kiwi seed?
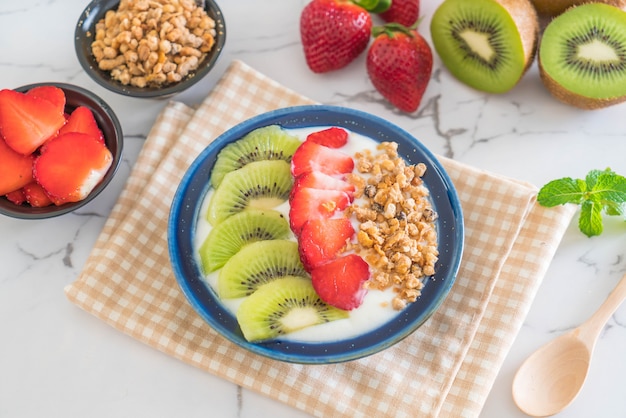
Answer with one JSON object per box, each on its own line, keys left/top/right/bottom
{"left": 236, "top": 276, "right": 349, "bottom": 342}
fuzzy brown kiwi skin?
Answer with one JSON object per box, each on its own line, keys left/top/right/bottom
{"left": 538, "top": 58, "right": 626, "bottom": 110}
{"left": 498, "top": 0, "right": 541, "bottom": 76}
{"left": 531, "top": 0, "right": 626, "bottom": 16}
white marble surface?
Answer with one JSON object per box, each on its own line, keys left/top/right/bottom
{"left": 1, "top": 0, "right": 625, "bottom": 417}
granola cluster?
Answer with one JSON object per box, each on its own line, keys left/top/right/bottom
{"left": 346, "top": 142, "right": 439, "bottom": 310}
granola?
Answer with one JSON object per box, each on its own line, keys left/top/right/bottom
{"left": 346, "top": 141, "right": 439, "bottom": 310}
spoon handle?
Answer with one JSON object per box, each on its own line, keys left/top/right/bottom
{"left": 579, "top": 272, "right": 626, "bottom": 345}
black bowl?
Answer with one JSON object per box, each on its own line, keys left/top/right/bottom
{"left": 0, "top": 83, "right": 123, "bottom": 219}
{"left": 168, "top": 105, "right": 465, "bottom": 364}
{"left": 74, "top": 0, "right": 226, "bottom": 98}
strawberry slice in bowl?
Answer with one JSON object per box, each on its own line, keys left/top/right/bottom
{"left": 0, "top": 82, "right": 122, "bottom": 219}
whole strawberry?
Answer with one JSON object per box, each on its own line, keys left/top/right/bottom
{"left": 366, "top": 23, "right": 433, "bottom": 112}
{"left": 300, "top": 0, "right": 373, "bottom": 73}
{"left": 379, "top": 0, "right": 420, "bottom": 27}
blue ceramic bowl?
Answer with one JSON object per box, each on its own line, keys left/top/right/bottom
{"left": 168, "top": 105, "right": 464, "bottom": 364}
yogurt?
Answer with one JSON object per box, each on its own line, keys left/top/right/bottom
{"left": 194, "top": 126, "right": 417, "bottom": 343}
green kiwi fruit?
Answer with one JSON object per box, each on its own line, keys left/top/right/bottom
{"left": 530, "top": 0, "right": 626, "bottom": 17}
{"left": 198, "top": 208, "right": 290, "bottom": 273}
{"left": 236, "top": 276, "right": 349, "bottom": 342}
{"left": 538, "top": 3, "right": 626, "bottom": 109}
{"left": 206, "top": 159, "right": 292, "bottom": 225}
{"left": 430, "top": 0, "right": 539, "bottom": 93}
{"left": 210, "top": 125, "right": 302, "bottom": 189}
{"left": 217, "top": 240, "right": 308, "bottom": 298}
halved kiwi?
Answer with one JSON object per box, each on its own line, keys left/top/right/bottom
{"left": 198, "top": 208, "right": 290, "bottom": 273}
{"left": 538, "top": 3, "right": 626, "bottom": 109}
{"left": 236, "top": 276, "right": 349, "bottom": 342}
{"left": 430, "top": 0, "right": 539, "bottom": 93}
{"left": 206, "top": 159, "right": 292, "bottom": 225}
{"left": 217, "top": 239, "right": 309, "bottom": 298}
{"left": 210, "top": 125, "right": 302, "bottom": 188}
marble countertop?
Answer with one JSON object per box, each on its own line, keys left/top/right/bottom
{"left": 1, "top": 0, "right": 625, "bottom": 417}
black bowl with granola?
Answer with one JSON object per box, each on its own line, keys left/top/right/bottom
{"left": 75, "top": 0, "right": 226, "bottom": 98}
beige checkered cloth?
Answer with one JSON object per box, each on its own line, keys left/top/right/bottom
{"left": 65, "top": 60, "right": 576, "bottom": 417}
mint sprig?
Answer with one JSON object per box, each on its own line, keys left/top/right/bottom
{"left": 537, "top": 168, "right": 626, "bottom": 237}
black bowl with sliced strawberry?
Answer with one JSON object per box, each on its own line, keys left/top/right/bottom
{"left": 0, "top": 83, "right": 122, "bottom": 219}
{"left": 168, "top": 105, "right": 463, "bottom": 364}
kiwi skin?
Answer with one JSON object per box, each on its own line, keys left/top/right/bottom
{"left": 530, "top": 0, "right": 626, "bottom": 16}
{"left": 537, "top": 3, "right": 626, "bottom": 110}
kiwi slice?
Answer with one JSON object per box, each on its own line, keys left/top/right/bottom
{"left": 217, "top": 239, "right": 308, "bottom": 298}
{"left": 206, "top": 159, "right": 292, "bottom": 225}
{"left": 210, "top": 125, "right": 302, "bottom": 188}
{"left": 198, "top": 208, "right": 290, "bottom": 273}
{"left": 538, "top": 3, "right": 626, "bottom": 109}
{"left": 236, "top": 276, "right": 349, "bottom": 342}
{"left": 430, "top": 0, "right": 539, "bottom": 93}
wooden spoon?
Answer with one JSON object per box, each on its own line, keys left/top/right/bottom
{"left": 512, "top": 272, "right": 626, "bottom": 417}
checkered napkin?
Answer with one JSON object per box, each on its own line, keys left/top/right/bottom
{"left": 65, "top": 60, "right": 576, "bottom": 417}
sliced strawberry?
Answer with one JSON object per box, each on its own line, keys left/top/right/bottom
{"left": 58, "top": 106, "right": 104, "bottom": 143}
{"left": 0, "top": 136, "right": 34, "bottom": 195}
{"left": 23, "top": 181, "right": 53, "bottom": 207}
{"left": 26, "top": 85, "right": 66, "bottom": 112}
{"left": 289, "top": 187, "right": 351, "bottom": 234}
{"left": 290, "top": 170, "right": 356, "bottom": 200}
{"left": 0, "top": 89, "right": 66, "bottom": 155}
{"left": 33, "top": 132, "right": 113, "bottom": 204}
{"left": 291, "top": 140, "right": 354, "bottom": 177}
{"left": 311, "top": 254, "right": 370, "bottom": 310}
{"left": 298, "top": 218, "right": 355, "bottom": 272}
{"left": 306, "top": 127, "right": 348, "bottom": 148}
{"left": 5, "top": 188, "right": 26, "bottom": 205}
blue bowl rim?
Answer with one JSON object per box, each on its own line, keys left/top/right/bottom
{"left": 168, "top": 104, "right": 465, "bottom": 364}
{"left": 74, "top": 0, "right": 226, "bottom": 98}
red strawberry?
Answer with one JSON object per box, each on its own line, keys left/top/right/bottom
{"left": 289, "top": 187, "right": 351, "bottom": 234}
{"left": 58, "top": 106, "right": 105, "bottom": 143}
{"left": 379, "top": 0, "right": 420, "bottom": 27}
{"left": 366, "top": 23, "right": 433, "bottom": 113}
{"left": 306, "top": 127, "right": 349, "bottom": 148}
{"left": 291, "top": 170, "right": 355, "bottom": 200}
{"left": 311, "top": 253, "right": 370, "bottom": 310}
{"left": 0, "top": 136, "right": 34, "bottom": 195}
{"left": 298, "top": 218, "right": 355, "bottom": 271}
{"left": 0, "top": 88, "right": 66, "bottom": 155}
{"left": 23, "top": 181, "right": 54, "bottom": 207}
{"left": 26, "top": 85, "right": 66, "bottom": 112}
{"left": 33, "top": 132, "right": 113, "bottom": 204}
{"left": 291, "top": 140, "right": 354, "bottom": 177}
{"left": 300, "top": 0, "right": 373, "bottom": 73}
{"left": 5, "top": 188, "right": 26, "bottom": 205}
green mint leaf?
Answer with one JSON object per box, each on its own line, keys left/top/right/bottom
{"left": 579, "top": 200, "right": 604, "bottom": 237}
{"left": 605, "top": 201, "right": 626, "bottom": 217}
{"left": 537, "top": 177, "right": 585, "bottom": 207}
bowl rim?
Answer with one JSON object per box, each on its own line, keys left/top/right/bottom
{"left": 74, "top": 0, "right": 226, "bottom": 98}
{"left": 0, "top": 82, "right": 123, "bottom": 219}
{"left": 168, "top": 104, "right": 465, "bottom": 364}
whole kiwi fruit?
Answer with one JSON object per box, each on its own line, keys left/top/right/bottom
{"left": 530, "top": 0, "right": 626, "bottom": 16}
{"left": 538, "top": 2, "right": 626, "bottom": 109}
{"left": 430, "top": 0, "right": 539, "bottom": 94}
